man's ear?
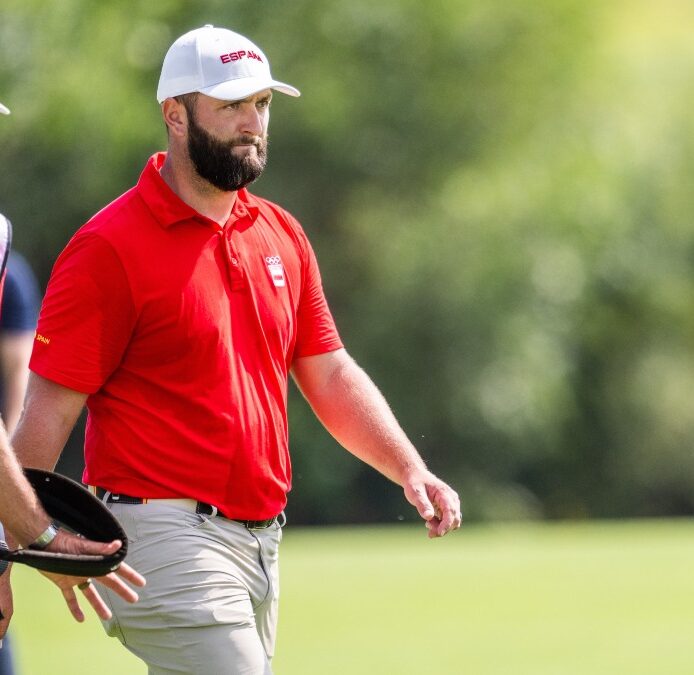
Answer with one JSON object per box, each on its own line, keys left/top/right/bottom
{"left": 162, "top": 98, "right": 188, "bottom": 139}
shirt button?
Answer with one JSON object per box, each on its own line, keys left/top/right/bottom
{"left": 231, "top": 257, "right": 239, "bottom": 266}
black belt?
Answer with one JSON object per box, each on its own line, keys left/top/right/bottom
{"left": 95, "top": 488, "right": 277, "bottom": 530}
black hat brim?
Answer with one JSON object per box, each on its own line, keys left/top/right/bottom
{"left": 0, "top": 469, "right": 128, "bottom": 576}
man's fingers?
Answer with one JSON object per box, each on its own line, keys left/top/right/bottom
{"left": 437, "top": 501, "right": 462, "bottom": 535}
{"left": 78, "top": 539, "right": 123, "bottom": 555}
{"left": 114, "top": 563, "right": 146, "bottom": 588}
{"left": 79, "top": 582, "right": 113, "bottom": 620}
{"left": 94, "top": 563, "right": 147, "bottom": 605}
{"left": 61, "top": 588, "right": 85, "bottom": 622}
{"left": 46, "top": 531, "right": 123, "bottom": 557}
{"left": 405, "top": 472, "right": 462, "bottom": 538}
{"left": 431, "top": 489, "right": 462, "bottom": 537}
{"left": 95, "top": 574, "right": 140, "bottom": 604}
{"left": 411, "top": 477, "right": 462, "bottom": 538}
{"left": 72, "top": 538, "right": 122, "bottom": 556}
{"left": 404, "top": 483, "right": 436, "bottom": 520}
{"left": 44, "top": 533, "right": 145, "bottom": 591}
{"left": 426, "top": 519, "right": 441, "bottom": 538}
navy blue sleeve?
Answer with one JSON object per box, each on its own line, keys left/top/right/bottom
{"left": 0, "top": 252, "right": 41, "bottom": 332}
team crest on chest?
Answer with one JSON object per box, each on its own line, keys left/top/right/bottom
{"left": 265, "top": 256, "right": 286, "bottom": 287}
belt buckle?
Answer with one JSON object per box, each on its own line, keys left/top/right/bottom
{"left": 246, "top": 521, "right": 264, "bottom": 530}
{"left": 246, "top": 517, "right": 275, "bottom": 530}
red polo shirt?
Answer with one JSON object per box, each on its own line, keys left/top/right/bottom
{"left": 30, "top": 152, "right": 343, "bottom": 519}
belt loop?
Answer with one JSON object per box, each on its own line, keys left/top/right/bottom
{"left": 278, "top": 511, "right": 286, "bottom": 528}
{"left": 101, "top": 490, "right": 112, "bottom": 505}
{"left": 209, "top": 504, "right": 218, "bottom": 518}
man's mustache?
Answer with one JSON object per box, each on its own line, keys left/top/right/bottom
{"left": 231, "top": 135, "right": 266, "bottom": 147}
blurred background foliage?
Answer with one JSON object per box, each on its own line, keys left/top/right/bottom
{"left": 1, "top": 0, "right": 694, "bottom": 524}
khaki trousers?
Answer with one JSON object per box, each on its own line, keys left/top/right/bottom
{"left": 101, "top": 501, "right": 282, "bottom": 675}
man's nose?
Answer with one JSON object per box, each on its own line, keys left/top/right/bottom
{"left": 239, "top": 104, "right": 264, "bottom": 136}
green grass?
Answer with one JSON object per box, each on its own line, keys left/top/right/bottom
{"left": 9, "top": 519, "right": 694, "bottom": 674}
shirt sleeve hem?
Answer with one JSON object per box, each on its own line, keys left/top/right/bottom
{"left": 292, "top": 339, "right": 344, "bottom": 360}
{"left": 29, "top": 361, "right": 100, "bottom": 395}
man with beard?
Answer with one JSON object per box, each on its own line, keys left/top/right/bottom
{"left": 8, "top": 26, "right": 461, "bottom": 674}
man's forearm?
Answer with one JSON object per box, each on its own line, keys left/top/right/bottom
{"left": 294, "top": 349, "right": 461, "bottom": 538}
{"left": 4, "top": 374, "right": 87, "bottom": 546}
{"left": 0, "top": 426, "right": 52, "bottom": 547}
{"left": 10, "top": 372, "right": 87, "bottom": 470}
{"left": 292, "top": 350, "right": 427, "bottom": 486}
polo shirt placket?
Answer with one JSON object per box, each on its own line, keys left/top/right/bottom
{"left": 220, "top": 203, "right": 254, "bottom": 292}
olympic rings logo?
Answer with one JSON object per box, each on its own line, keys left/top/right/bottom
{"left": 266, "top": 256, "right": 282, "bottom": 265}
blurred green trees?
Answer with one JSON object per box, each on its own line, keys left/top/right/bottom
{"left": 2, "top": 0, "right": 694, "bottom": 522}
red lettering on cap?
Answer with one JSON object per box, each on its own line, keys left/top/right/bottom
{"left": 219, "top": 50, "right": 264, "bottom": 65}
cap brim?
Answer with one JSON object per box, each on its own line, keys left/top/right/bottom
{"left": 199, "top": 77, "right": 300, "bottom": 102}
{"left": 0, "top": 103, "right": 10, "bottom": 115}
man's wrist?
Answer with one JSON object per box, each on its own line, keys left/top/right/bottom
{"left": 400, "top": 461, "right": 429, "bottom": 485}
{"left": 28, "top": 522, "right": 59, "bottom": 550}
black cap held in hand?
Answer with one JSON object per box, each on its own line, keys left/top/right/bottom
{"left": 0, "top": 469, "right": 128, "bottom": 577}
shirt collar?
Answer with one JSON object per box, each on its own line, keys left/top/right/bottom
{"left": 137, "top": 152, "right": 260, "bottom": 230}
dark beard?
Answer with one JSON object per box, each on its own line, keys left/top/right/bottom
{"left": 187, "top": 111, "right": 267, "bottom": 192}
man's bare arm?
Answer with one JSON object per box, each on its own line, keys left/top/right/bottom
{"left": 0, "top": 422, "right": 53, "bottom": 547}
{"left": 291, "top": 348, "right": 461, "bottom": 537}
{"left": 10, "top": 372, "right": 87, "bottom": 471}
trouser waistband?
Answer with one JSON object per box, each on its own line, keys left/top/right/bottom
{"left": 92, "top": 487, "right": 279, "bottom": 530}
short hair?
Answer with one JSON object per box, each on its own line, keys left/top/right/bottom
{"left": 174, "top": 92, "right": 199, "bottom": 117}
{"left": 164, "top": 92, "right": 199, "bottom": 136}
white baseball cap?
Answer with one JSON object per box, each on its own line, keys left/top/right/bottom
{"left": 0, "top": 102, "right": 9, "bottom": 115}
{"left": 157, "top": 25, "right": 300, "bottom": 103}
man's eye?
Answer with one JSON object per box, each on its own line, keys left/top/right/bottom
{"left": 257, "top": 99, "right": 271, "bottom": 109}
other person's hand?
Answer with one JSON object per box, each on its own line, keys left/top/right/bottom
{"left": 40, "top": 529, "right": 145, "bottom": 622}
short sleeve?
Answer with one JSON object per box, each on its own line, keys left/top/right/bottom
{"left": 30, "top": 232, "right": 136, "bottom": 394}
{"left": 0, "top": 252, "right": 41, "bottom": 332}
{"left": 292, "top": 228, "right": 343, "bottom": 359}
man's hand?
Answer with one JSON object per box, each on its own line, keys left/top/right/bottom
{"left": 40, "top": 530, "right": 145, "bottom": 622}
{"left": 0, "top": 569, "right": 12, "bottom": 641}
{"left": 403, "top": 470, "right": 462, "bottom": 538}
